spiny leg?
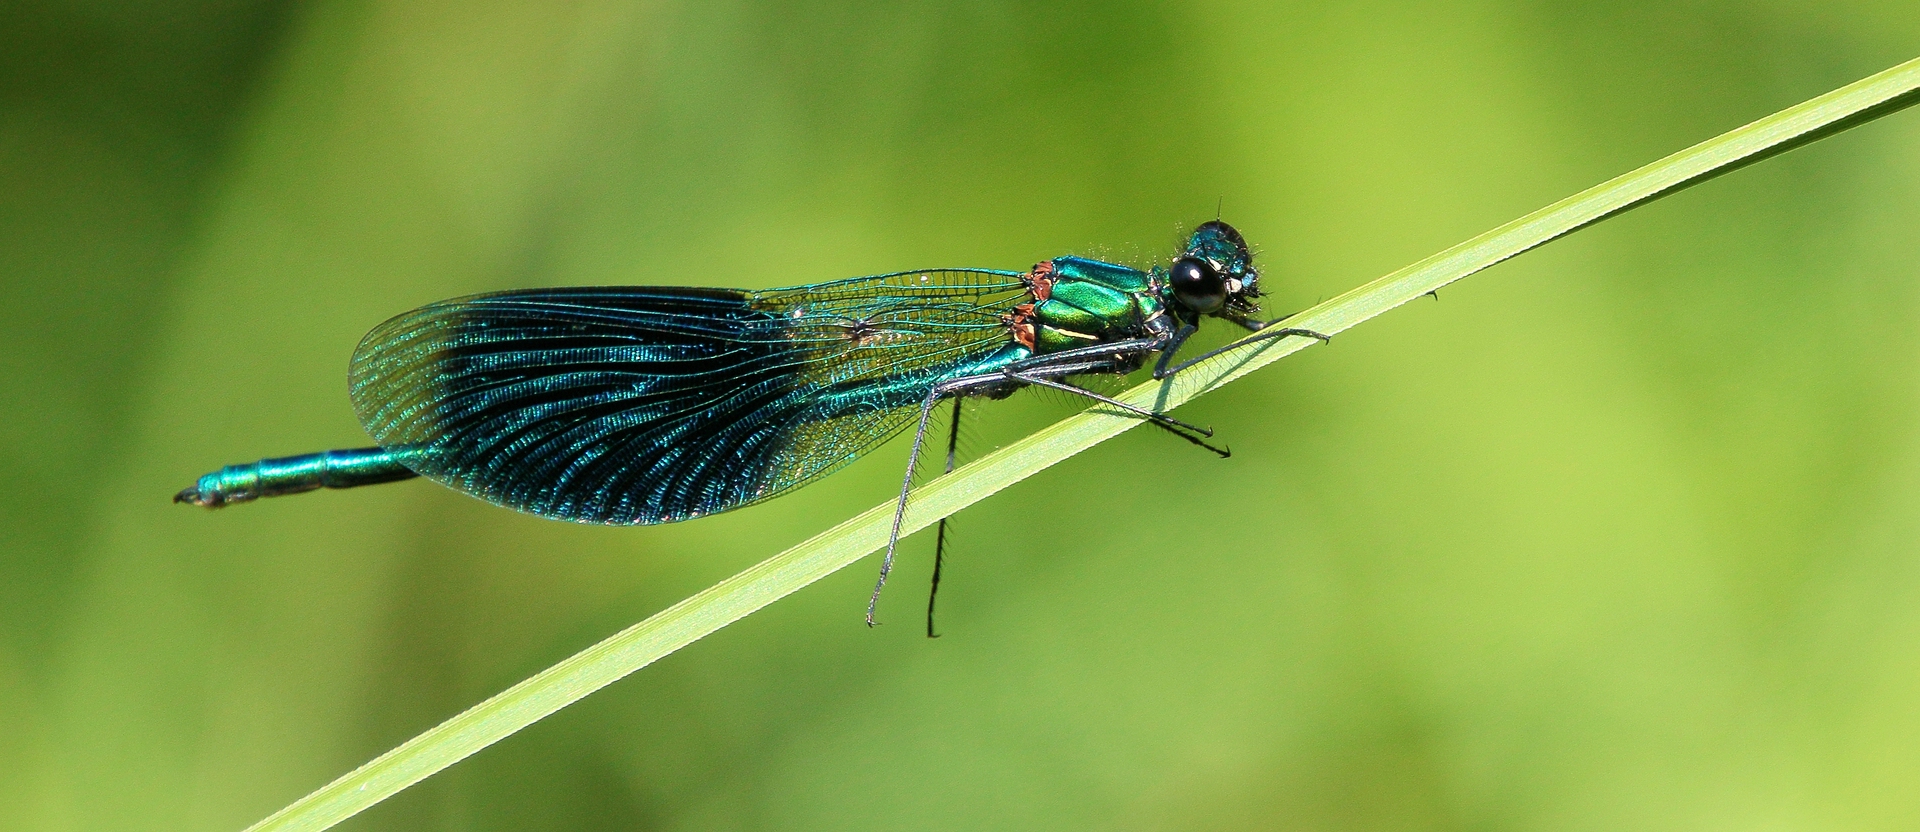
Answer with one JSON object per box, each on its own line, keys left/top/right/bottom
{"left": 1153, "top": 321, "right": 1330, "bottom": 380}
{"left": 870, "top": 388, "right": 943, "bottom": 626}
{"left": 1048, "top": 374, "right": 1231, "bottom": 458}
{"left": 944, "top": 396, "right": 963, "bottom": 472}
{"left": 1008, "top": 371, "right": 1216, "bottom": 439}
{"left": 1150, "top": 324, "right": 1198, "bottom": 379}
{"left": 872, "top": 374, "right": 1001, "bottom": 627}
{"left": 927, "top": 399, "right": 962, "bottom": 639}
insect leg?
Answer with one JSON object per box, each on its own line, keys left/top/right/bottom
{"left": 870, "top": 373, "right": 1004, "bottom": 628}
{"left": 1154, "top": 321, "right": 1330, "bottom": 380}
{"left": 944, "top": 396, "right": 963, "bottom": 473}
{"left": 927, "top": 398, "right": 962, "bottom": 639}
{"left": 1007, "top": 370, "right": 1216, "bottom": 438}
{"left": 1029, "top": 372, "right": 1236, "bottom": 457}
{"left": 1150, "top": 324, "right": 1199, "bottom": 378}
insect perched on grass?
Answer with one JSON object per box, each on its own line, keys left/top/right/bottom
{"left": 176, "top": 221, "right": 1326, "bottom": 631}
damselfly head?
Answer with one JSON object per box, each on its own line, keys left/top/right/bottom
{"left": 1168, "top": 220, "right": 1260, "bottom": 316}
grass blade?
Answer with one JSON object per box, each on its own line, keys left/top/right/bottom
{"left": 244, "top": 56, "right": 1920, "bottom": 832}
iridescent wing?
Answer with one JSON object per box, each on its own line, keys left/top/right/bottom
{"left": 348, "top": 269, "right": 1027, "bottom": 524}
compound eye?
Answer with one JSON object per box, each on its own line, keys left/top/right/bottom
{"left": 1169, "top": 256, "right": 1227, "bottom": 313}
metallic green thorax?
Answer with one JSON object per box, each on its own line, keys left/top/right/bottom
{"left": 1014, "top": 255, "right": 1167, "bottom": 359}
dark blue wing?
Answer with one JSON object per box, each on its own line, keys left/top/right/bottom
{"left": 348, "top": 270, "right": 1026, "bottom": 524}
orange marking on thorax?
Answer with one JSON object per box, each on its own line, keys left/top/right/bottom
{"left": 1003, "top": 302, "right": 1037, "bottom": 349}
{"left": 1002, "top": 261, "right": 1058, "bottom": 350}
{"left": 1024, "top": 261, "right": 1054, "bottom": 302}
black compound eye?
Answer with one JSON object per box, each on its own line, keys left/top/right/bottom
{"left": 1169, "top": 256, "right": 1227, "bottom": 313}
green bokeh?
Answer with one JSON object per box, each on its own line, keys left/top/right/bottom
{"left": 4, "top": 2, "right": 1919, "bottom": 830}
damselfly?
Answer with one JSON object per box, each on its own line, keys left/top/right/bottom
{"left": 176, "top": 221, "right": 1326, "bottom": 630}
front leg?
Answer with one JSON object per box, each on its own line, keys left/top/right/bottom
{"left": 1154, "top": 317, "right": 1330, "bottom": 380}
{"left": 1150, "top": 324, "right": 1198, "bottom": 379}
{"left": 869, "top": 372, "right": 1010, "bottom": 627}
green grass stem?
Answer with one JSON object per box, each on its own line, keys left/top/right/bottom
{"left": 245, "top": 55, "right": 1920, "bottom": 832}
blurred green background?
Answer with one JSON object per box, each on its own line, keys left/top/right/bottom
{"left": 4, "top": 1, "right": 1919, "bottom": 830}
